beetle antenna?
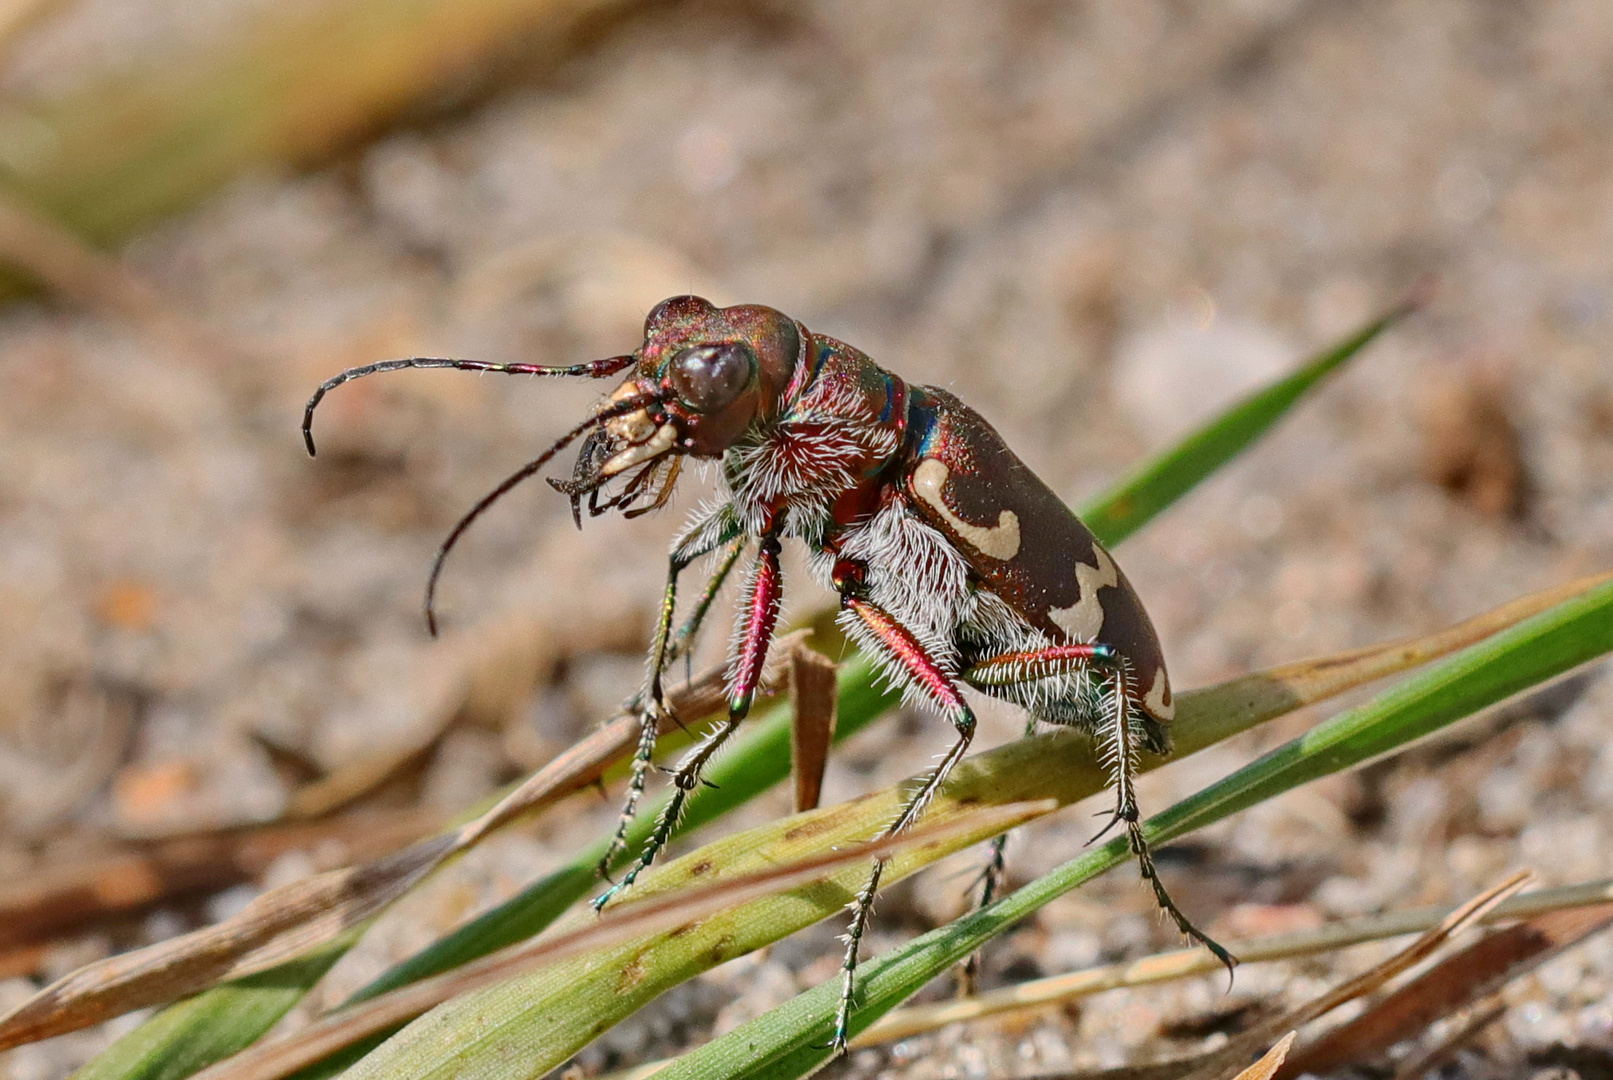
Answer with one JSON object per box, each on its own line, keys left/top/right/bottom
{"left": 423, "top": 390, "right": 667, "bottom": 637}
{"left": 302, "top": 354, "right": 637, "bottom": 456}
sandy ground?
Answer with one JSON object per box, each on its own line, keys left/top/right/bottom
{"left": 2, "top": 1, "right": 1613, "bottom": 1077}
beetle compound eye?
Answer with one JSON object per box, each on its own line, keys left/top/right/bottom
{"left": 669, "top": 343, "right": 754, "bottom": 412}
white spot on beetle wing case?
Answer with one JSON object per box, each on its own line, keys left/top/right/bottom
{"left": 1144, "top": 667, "right": 1174, "bottom": 720}
{"left": 911, "top": 459, "right": 1022, "bottom": 561}
{"left": 1048, "top": 545, "right": 1118, "bottom": 642}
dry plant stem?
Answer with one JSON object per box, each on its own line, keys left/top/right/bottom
{"left": 855, "top": 877, "right": 1613, "bottom": 1046}
{"left": 1175, "top": 871, "right": 1535, "bottom": 1080}
{"left": 182, "top": 804, "right": 1055, "bottom": 1080}
{"left": 0, "top": 811, "right": 439, "bottom": 950}
{"left": 0, "top": 649, "right": 790, "bottom": 1052}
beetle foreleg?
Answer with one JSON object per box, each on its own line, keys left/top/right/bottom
{"left": 664, "top": 534, "right": 747, "bottom": 681}
{"left": 595, "top": 529, "right": 783, "bottom": 909}
{"left": 833, "top": 589, "right": 978, "bottom": 1052}
{"left": 598, "top": 508, "right": 742, "bottom": 883}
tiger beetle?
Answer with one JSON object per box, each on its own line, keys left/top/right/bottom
{"left": 304, "top": 296, "right": 1236, "bottom": 1053}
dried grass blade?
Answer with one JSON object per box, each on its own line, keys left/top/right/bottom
{"left": 0, "top": 811, "right": 436, "bottom": 950}
{"left": 789, "top": 646, "right": 839, "bottom": 813}
{"left": 0, "top": 645, "right": 795, "bottom": 1052}
{"left": 855, "top": 876, "right": 1613, "bottom": 1046}
{"left": 1177, "top": 871, "right": 1535, "bottom": 1080}
{"left": 0, "top": 837, "right": 457, "bottom": 1051}
{"left": 1177, "top": 569, "right": 1613, "bottom": 749}
{"left": 1280, "top": 901, "right": 1613, "bottom": 1079}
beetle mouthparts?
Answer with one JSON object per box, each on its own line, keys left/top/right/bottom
{"left": 600, "top": 422, "right": 677, "bottom": 476}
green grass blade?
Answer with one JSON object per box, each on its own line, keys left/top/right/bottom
{"left": 71, "top": 305, "right": 1402, "bottom": 1080}
{"left": 322, "top": 575, "right": 1613, "bottom": 1080}
{"left": 1079, "top": 300, "right": 1415, "bottom": 545}
{"left": 70, "top": 937, "right": 360, "bottom": 1080}
{"left": 662, "top": 577, "right": 1613, "bottom": 1080}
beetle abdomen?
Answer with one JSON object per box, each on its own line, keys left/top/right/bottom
{"left": 898, "top": 386, "right": 1174, "bottom": 725}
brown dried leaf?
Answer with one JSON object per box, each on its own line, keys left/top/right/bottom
{"left": 1281, "top": 902, "right": 1613, "bottom": 1078}
{"left": 1229, "top": 1033, "right": 1296, "bottom": 1080}
{"left": 790, "top": 646, "right": 840, "bottom": 813}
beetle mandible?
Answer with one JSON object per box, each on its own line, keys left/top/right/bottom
{"left": 303, "top": 295, "right": 1235, "bottom": 1051}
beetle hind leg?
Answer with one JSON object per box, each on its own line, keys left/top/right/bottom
{"left": 962, "top": 645, "right": 1238, "bottom": 978}
{"left": 1100, "top": 667, "right": 1238, "bottom": 976}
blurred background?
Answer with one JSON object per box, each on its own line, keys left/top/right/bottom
{"left": 0, "top": 1, "right": 1611, "bottom": 1077}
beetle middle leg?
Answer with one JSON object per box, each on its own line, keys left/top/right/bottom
{"left": 832, "top": 582, "right": 978, "bottom": 1052}
{"left": 963, "top": 645, "right": 1237, "bottom": 975}
{"left": 595, "top": 526, "right": 784, "bottom": 909}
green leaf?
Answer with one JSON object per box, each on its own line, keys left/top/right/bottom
{"left": 70, "top": 937, "right": 359, "bottom": 1080}
{"left": 70, "top": 303, "right": 1404, "bottom": 1080}
{"left": 661, "top": 577, "right": 1613, "bottom": 1080}
{"left": 1080, "top": 299, "right": 1415, "bottom": 545}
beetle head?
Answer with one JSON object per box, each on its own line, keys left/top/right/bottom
{"left": 587, "top": 295, "right": 802, "bottom": 480}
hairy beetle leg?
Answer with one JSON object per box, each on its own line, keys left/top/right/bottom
{"left": 832, "top": 591, "right": 979, "bottom": 1053}
{"left": 595, "top": 514, "right": 743, "bottom": 892}
{"left": 962, "top": 643, "right": 1238, "bottom": 979}
{"left": 596, "top": 531, "right": 782, "bottom": 910}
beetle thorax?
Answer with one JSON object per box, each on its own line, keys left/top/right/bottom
{"left": 717, "top": 347, "right": 903, "bottom": 539}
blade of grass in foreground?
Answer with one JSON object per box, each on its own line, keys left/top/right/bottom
{"left": 311, "top": 575, "right": 1613, "bottom": 1080}
{"left": 67, "top": 303, "right": 1408, "bottom": 1080}
{"left": 171, "top": 570, "right": 1602, "bottom": 1080}
{"left": 660, "top": 577, "right": 1613, "bottom": 1080}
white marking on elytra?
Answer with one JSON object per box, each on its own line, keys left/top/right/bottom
{"left": 1049, "top": 545, "right": 1117, "bottom": 642}
{"left": 911, "top": 459, "right": 1022, "bottom": 561}
{"left": 1144, "top": 667, "right": 1174, "bottom": 720}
